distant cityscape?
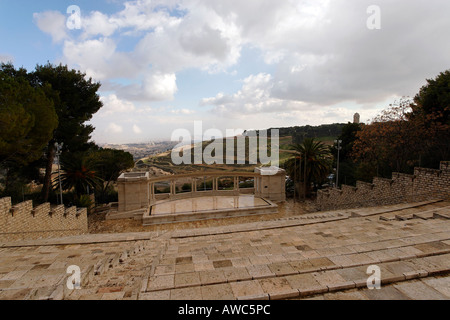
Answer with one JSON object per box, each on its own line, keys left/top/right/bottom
{"left": 99, "top": 141, "right": 179, "bottom": 161}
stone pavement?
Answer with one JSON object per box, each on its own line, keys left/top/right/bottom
{"left": 293, "top": 276, "right": 450, "bottom": 300}
{"left": 0, "top": 200, "right": 449, "bottom": 300}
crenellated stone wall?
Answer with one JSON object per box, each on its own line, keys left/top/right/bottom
{"left": 316, "top": 161, "right": 450, "bottom": 211}
{"left": 0, "top": 197, "right": 88, "bottom": 242}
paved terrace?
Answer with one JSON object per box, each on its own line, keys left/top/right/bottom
{"left": 0, "top": 200, "right": 449, "bottom": 300}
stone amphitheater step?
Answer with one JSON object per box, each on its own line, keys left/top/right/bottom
{"left": 2, "top": 200, "right": 449, "bottom": 300}
{"left": 0, "top": 231, "right": 166, "bottom": 300}
{"left": 139, "top": 253, "right": 450, "bottom": 300}
{"left": 290, "top": 275, "right": 450, "bottom": 300}
{"left": 138, "top": 209, "right": 450, "bottom": 300}
{"left": 141, "top": 234, "right": 450, "bottom": 290}
{"left": 379, "top": 204, "right": 450, "bottom": 221}
{"left": 169, "top": 200, "right": 446, "bottom": 239}
{"left": 347, "top": 200, "right": 445, "bottom": 217}
{"left": 64, "top": 241, "right": 161, "bottom": 300}
{"left": 63, "top": 234, "right": 171, "bottom": 300}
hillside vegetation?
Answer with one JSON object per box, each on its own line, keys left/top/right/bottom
{"left": 139, "top": 124, "right": 344, "bottom": 174}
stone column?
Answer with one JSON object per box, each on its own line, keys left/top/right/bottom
{"left": 118, "top": 172, "right": 150, "bottom": 212}
{"left": 254, "top": 167, "right": 286, "bottom": 202}
{"left": 149, "top": 183, "right": 156, "bottom": 205}
{"left": 170, "top": 180, "right": 176, "bottom": 199}
{"left": 193, "top": 179, "right": 197, "bottom": 193}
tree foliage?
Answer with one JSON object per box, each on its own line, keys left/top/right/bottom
{"left": 87, "top": 148, "right": 134, "bottom": 203}
{"left": 284, "top": 138, "right": 331, "bottom": 197}
{"left": 56, "top": 152, "right": 102, "bottom": 201}
{"left": 0, "top": 64, "right": 58, "bottom": 166}
{"left": 329, "top": 122, "right": 362, "bottom": 186}
{"left": 352, "top": 98, "right": 423, "bottom": 174}
{"left": 411, "top": 70, "right": 450, "bottom": 166}
{"left": 0, "top": 63, "right": 103, "bottom": 204}
{"left": 352, "top": 70, "right": 450, "bottom": 176}
{"left": 32, "top": 63, "right": 103, "bottom": 201}
{"left": 0, "top": 64, "right": 58, "bottom": 199}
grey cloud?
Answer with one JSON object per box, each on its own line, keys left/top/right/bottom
{"left": 268, "top": 0, "right": 450, "bottom": 105}
{"left": 179, "top": 25, "right": 230, "bottom": 60}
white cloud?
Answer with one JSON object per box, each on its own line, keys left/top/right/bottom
{"left": 170, "top": 109, "right": 195, "bottom": 115}
{"left": 114, "top": 72, "right": 178, "bottom": 101}
{"left": 109, "top": 0, "right": 181, "bottom": 32}
{"left": 31, "top": 0, "right": 450, "bottom": 142}
{"left": 99, "top": 94, "right": 136, "bottom": 115}
{"left": 36, "top": 0, "right": 242, "bottom": 86}
{"left": 63, "top": 38, "right": 117, "bottom": 80}
{"left": 133, "top": 124, "right": 143, "bottom": 134}
{"left": 33, "top": 11, "right": 68, "bottom": 43}
{"left": 106, "top": 122, "right": 124, "bottom": 134}
{"left": 130, "top": 5, "right": 241, "bottom": 74}
{"left": 0, "top": 54, "right": 14, "bottom": 63}
{"left": 201, "top": 73, "right": 310, "bottom": 117}
{"left": 34, "top": 0, "right": 450, "bottom": 103}
{"left": 81, "top": 11, "right": 119, "bottom": 38}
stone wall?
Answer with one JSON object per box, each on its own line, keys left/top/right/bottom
{"left": 0, "top": 197, "right": 88, "bottom": 242}
{"left": 316, "top": 161, "right": 450, "bottom": 211}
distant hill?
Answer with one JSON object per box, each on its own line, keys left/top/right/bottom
{"left": 245, "top": 123, "right": 346, "bottom": 144}
{"left": 136, "top": 123, "right": 347, "bottom": 174}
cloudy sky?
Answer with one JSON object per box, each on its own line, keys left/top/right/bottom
{"left": 1, "top": 0, "right": 449, "bottom": 144}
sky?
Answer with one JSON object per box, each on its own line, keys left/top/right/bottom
{"left": 1, "top": 0, "right": 450, "bottom": 144}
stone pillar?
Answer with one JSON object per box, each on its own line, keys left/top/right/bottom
{"left": 170, "top": 180, "right": 176, "bottom": 198}
{"left": 254, "top": 167, "right": 286, "bottom": 202}
{"left": 149, "top": 183, "right": 156, "bottom": 205}
{"left": 255, "top": 176, "right": 262, "bottom": 197}
{"left": 118, "top": 172, "right": 150, "bottom": 212}
{"left": 213, "top": 177, "right": 219, "bottom": 195}
{"left": 234, "top": 177, "right": 239, "bottom": 191}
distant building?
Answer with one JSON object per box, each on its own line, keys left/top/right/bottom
{"left": 353, "top": 113, "right": 360, "bottom": 124}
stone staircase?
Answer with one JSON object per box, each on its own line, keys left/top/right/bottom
{"left": 64, "top": 239, "right": 165, "bottom": 300}
{"left": 1, "top": 200, "right": 449, "bottom": 300}
{"left": 137, "top": 201, "right": 450, "bottom": 300}
{"left": 66, "top": 200, "right": 450, "bottom": 300}
{"left": 379, "top": 202, "right": 450, "bottom": 222}
{"left": 0, "top": 232, "right": 165, "bottom": 300}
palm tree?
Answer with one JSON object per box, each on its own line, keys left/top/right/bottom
{"left": 285, "top": 138, "right": 331, "bottom": 198}
{"left": 54, "top": 153, "right": 102, "bottom": 201}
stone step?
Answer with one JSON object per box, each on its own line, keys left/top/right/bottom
{"left": 380, "top": 215, "right": 396, "bottom": 221}
{"left": 144, "top": 241, "right": 450, "bottom": 294}
{"left": 396, "top": 214, "right": 415, "bottom": 221}
{"left": 434, "top": 212, "right": 450, "bottom": 220}
{"left": 139, "top": 252, "right": 450, "bottom": 300}
{"left": 413, "top": 212, "right": 435, "bottom": 220}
